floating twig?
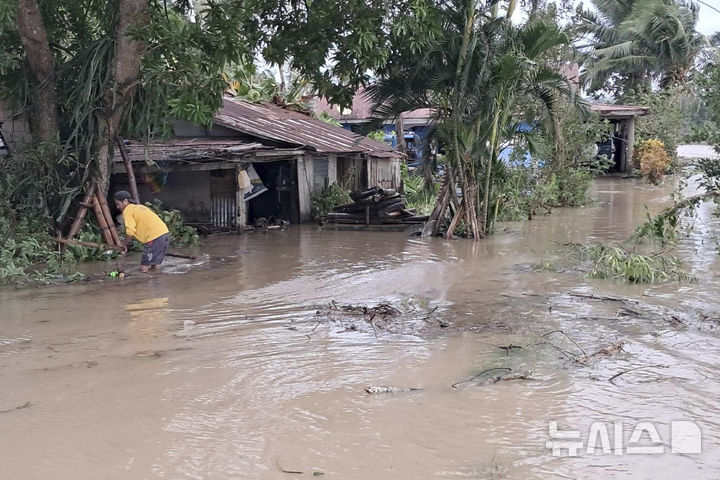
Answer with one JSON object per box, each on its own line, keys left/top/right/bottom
{"left": 540, "top": 330, "right": 587, "bottom": 356}
{"left": 277, "top": 461, "right": 303, "bottom": 474}
{"left": 0, "top": 401, "right": 31, "bottom": 414}
{"left": 608, "top": 364, "right": 668, "bottom": 385}
{"left": 451, "top": 367, "right": 512, "bottom": 388}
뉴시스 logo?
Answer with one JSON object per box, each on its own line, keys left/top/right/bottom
{"left": 546, "top": 420, "right": 702, "bottom": 457}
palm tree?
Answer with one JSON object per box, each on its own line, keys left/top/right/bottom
{"left": 580, "top": 0, "right": 707, "bottom": 94}
{"left": 367, "top": 0, "right": 571, "bottom": 237}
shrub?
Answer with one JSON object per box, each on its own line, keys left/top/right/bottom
{"left": 144, "top": 200, "right": 199, "bottom": 246}
{"left": 401, "top": 162, "right": 436, "bottom": 215}
{"left": 555, "top": 168, "right": 593, "bottom": 207}
{"left": 634, "top": 139, "right": 671, "bottom": 184}
{"left": 311, "top": 182, "right": 352, "bottom": 217}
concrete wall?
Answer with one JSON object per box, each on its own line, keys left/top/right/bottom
{"left": 0, "top": 100, "right": 31, "bottom": 153}
{"left": 112, "top": 170, "right": 212, "bottom": 224}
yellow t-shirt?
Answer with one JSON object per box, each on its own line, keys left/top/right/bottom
{"left": 122, "top": 204, "right": 169, "bottom": 244}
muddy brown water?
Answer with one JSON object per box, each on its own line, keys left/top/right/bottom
{"left": 2, "top": 177, "right": 720, "bottom": 479}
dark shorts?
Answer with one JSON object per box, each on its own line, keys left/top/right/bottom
{"left": 141, "top": 233, "right": 170, "bottom": 266}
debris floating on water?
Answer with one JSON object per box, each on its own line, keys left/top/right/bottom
{"left": 364, "top": 386, "right": 423, "bottom": 394}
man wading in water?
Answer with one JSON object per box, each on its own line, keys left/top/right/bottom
{"left": 113, "top": 191, "right": 170, "bottom": 273}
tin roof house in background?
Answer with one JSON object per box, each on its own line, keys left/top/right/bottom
{"left": 313, "top": 89, "right": 436, "bottom": 165}
{"left": 589, "top": 103, "right": 651, "bottom": 174}
{"left": 110, "top": 96, "right": 402, "bottom": 230}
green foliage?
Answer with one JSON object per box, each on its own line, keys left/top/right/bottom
{"left": 495, "top": 165, "right": 593, "bottom": 221}
{"left": 401, "top": 162, "right": 436, "bottom": 215}
{"left": 367, "top": 130, "right": 386, "bottom": 142}
{"left": 316, "top": 112, "right": 342, "bottom": 127}
{"left": 632, "top": 158, "right": 720, "bottom": 246}
{"left": 0, "top": 226, "right": 112, "bottom": 284}
{"left": 144, "top": 200, "right": 198, "bottom": 247}
{"left": 554, "top": 168, "right": 594, "bottom": 207}
{"left": 580, "top": 0, "right": 707, "bottom": 96}
{"left": 692, "top": 53, "right": 720, "bottom": 151}
{"left": 311, "top": 183, "right": 352, "bottom": 217}
{"left": 623, "top": 87, "right": 694, "bottom": 160}
{"left": 545, "top": 242, "right": 692, "bottom": 284}
{"left": 634, "top": 138, "right": 672, "bottom": 184}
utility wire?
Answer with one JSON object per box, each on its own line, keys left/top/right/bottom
{"left": 696, "top": 0, "right": 720, "bottom": 16}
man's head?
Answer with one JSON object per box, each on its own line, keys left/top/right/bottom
{"left": 113, "top": 191, "right": 135, "bottom": 211}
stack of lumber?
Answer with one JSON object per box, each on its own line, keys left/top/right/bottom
{"left": 322, "top": 186, "right": 430, "bottom": 225}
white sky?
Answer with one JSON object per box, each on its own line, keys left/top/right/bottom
{"left": 511, "top": 1, "right": 720, "bottom": 36}
{"left": 696, "top": 0, "right": 720, "bottom": 35}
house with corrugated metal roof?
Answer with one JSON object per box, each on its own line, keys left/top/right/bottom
{"left": 110, "top": 96, "right": 402, "bottom": 229}
{"left": 313, "top": 88, "right": 436, "bottom": 164}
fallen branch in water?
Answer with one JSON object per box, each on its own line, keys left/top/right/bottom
{"left": 566, "top": 292, "right": 633, "bottom": 303}
{"left": 451, "top": 367, "right": 512, "bottom": 388}
{"left": 0, "top": 401, "right": 31, "bottom": 413}
{"left": 480, "top": 371, "right": 536, "bottom": 385}
{"left": 608, "top": 364, "right": 668, "bottom": 385}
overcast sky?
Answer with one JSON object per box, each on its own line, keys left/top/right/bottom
{"left": 696, "top": 0, "right": 720, "bottom": 35}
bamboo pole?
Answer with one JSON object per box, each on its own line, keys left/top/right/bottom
{"left": 91, "top": 195, "right": 115, "bottom": 246}
{"left": 95, "top": 189, "right": 121, "bottom": 246}
{"left": 444, "top": 205, "right": 464, "bottom": 240}
{"left": 66, "top": 183, "right": 96, "bottom": 240}
{"left": 116, "top": 137, "right": 140, "bottom": 203}
{"left": 55, "top": 238, "right": 123, "bottom": 250}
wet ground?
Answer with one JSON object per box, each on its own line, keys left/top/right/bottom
{"left": 2, "top": 177, "right": 720, "bottom": 479}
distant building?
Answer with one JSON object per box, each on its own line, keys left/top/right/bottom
{"left": 313, "top": 89, "right": 436, "bottom": 165}
{"left": 589, "top": 103, "right": 651, "bottom": 173}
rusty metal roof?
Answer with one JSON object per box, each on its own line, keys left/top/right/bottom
{"left": 112, "top": 138, "right": 270, "bottom": 164}
{"left": 215, "top": 97, "right": 401, "bottom": 158}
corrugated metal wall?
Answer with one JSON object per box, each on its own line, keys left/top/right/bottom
{"left": 210, "top": 195, "right": 237, "bottom": 227}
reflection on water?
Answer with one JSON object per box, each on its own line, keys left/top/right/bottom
{"left": 1, "top": 177, "right": 719, "bottom": 479}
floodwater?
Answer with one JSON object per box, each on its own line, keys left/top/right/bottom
{"left": 2, "top": 177, "right": 720, "bottom": 479}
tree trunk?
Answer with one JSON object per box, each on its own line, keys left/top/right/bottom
{"left": 16, "top": 0, "right": 59, "bottom": 144}
{"left": 97, "top": 0, "right": 150, "bottom": 192}
{"left": 482, "top": 107, "right": 501, "bottom": 234}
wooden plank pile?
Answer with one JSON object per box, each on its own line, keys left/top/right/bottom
{"left": 322, "top": 186, "right": 430, "bottom": 225}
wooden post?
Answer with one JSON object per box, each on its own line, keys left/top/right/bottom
{"left": 66, "top": 183, "right": 96, "bottom": 240}
{"left": 235, "top": 165, "right": 247, "bottom": 229}
{"left": 95, "top": 189, "right": 121, "bottom": 246}
{"left": 617, "top": 120, "right": 627, "bottom": 173}
{"left": 395, "top": 113, "right": 405, "bottom": 154}
{"left": 116, "top": 137, "right": 139, "bottom": 203}
{"left": 296, "top": 154, "right": 313, "bottom": 222}
{"left": 328, "top": 153, "right": 338, "bottom": 184}
{"left": 625, "top": 117, "right": 635, "bottom": 176}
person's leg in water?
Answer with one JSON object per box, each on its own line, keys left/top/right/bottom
{"left": 142, "top": 233, "right": 169, "bottom": 273}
